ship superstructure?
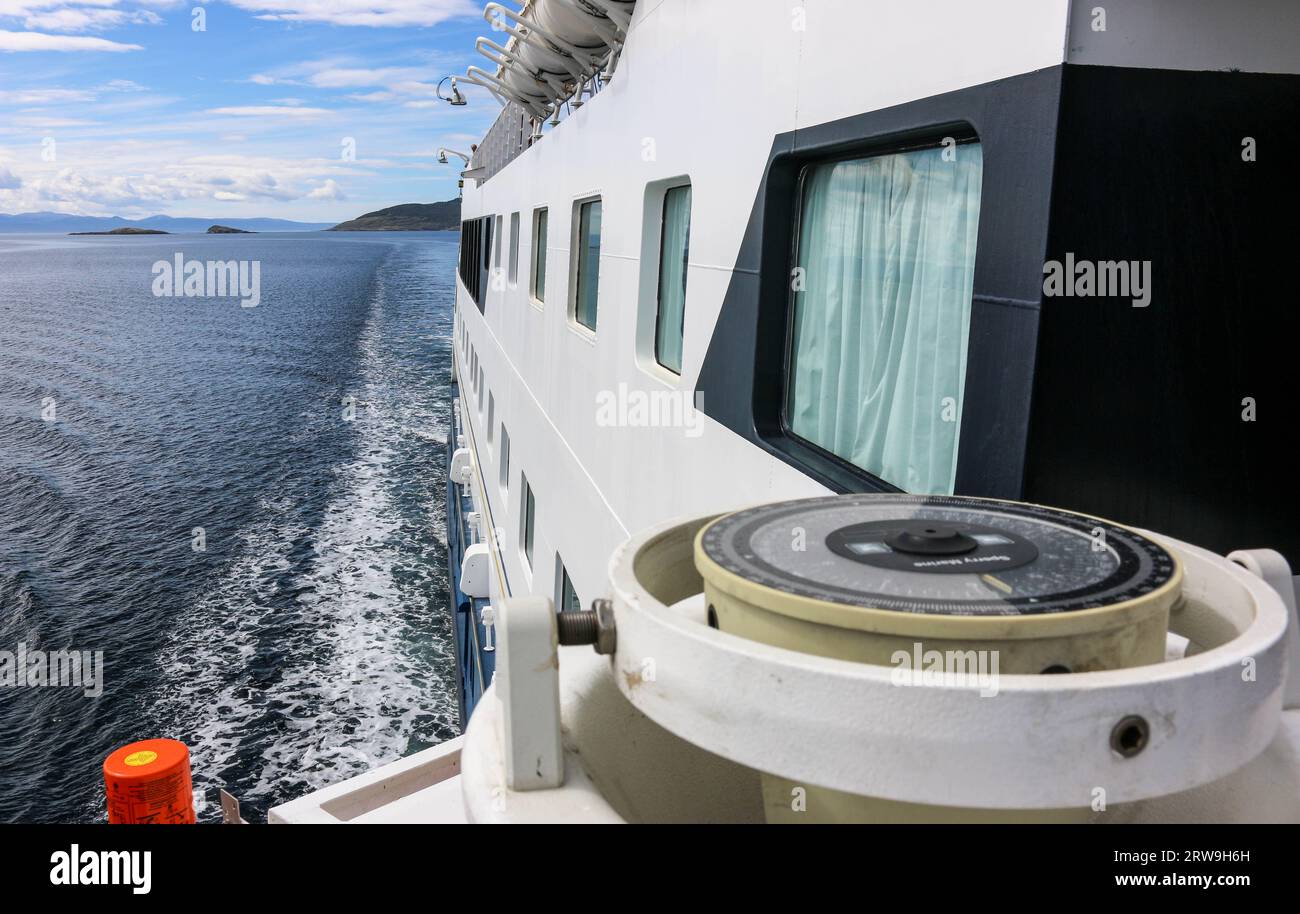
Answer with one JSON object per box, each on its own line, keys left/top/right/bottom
{"left": 272, "top": 0, "right": 1300, "bottom": 824}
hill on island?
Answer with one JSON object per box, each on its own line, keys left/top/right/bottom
{"left": 328, "top": 200, "right": 460, "bottom": 232}
{"left": 69, "top": 227, "right": 169, "bottom": 236}
{"left": 0, "top": 212, "right": 332, "bottom": 233}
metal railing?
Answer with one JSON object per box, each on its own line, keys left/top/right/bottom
{"left": 469, "top": 101, "right": 536, "bottom": 183}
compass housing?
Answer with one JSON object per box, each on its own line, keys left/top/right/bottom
{"left": 695, "top": 495, "right": 1183, "bottom": 673}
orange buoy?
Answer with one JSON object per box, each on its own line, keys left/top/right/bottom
{"left": 103, "top": 738, "right": 196, "bottom": 824}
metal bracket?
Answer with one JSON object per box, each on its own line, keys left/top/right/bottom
{"left": 497, "top": 596, "right": 563, "bottom": 791}
{"left": 220, "top": 789, "right": 247, "bottom": 824}
{"left": 1228, "top": 548, "right": 1300, "bottom": 710}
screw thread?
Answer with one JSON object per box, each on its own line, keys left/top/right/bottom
{"left": 556, "top": 610, "right": 599, "bottom": 645}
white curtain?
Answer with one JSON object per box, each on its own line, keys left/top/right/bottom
{"left": 787, "top": 144, "right": 983, "bottom": 494}
{"left": 655, "top": 184, "right": 692, "bottom": 372}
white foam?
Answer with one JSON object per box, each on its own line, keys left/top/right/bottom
{"left": 150, "top": 245, "right": 457, "bottom": 819}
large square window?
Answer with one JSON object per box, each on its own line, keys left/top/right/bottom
{"left": 786, "top": 142, "right": 983, "bottom": 494}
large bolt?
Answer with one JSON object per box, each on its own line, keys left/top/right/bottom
{"left": 555, "top": 598, "right": 617, "bottom": 655}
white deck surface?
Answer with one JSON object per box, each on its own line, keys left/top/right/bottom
{"left": 269, "top": 737, "right": 466, "bottom": 824}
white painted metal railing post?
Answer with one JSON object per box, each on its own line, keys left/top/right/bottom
{"left": 1229, "top": 548, "right": 1300, "bottom": 710}
{"left": 496, "top": 597, "right": 564, "bottom": 790}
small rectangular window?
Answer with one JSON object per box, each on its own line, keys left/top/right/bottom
{"left": 494, "top": 214, "right": 503, "bottom": 267}
{"left": 786, "top": 142, "right": 983, "bottom": 494}
{"left": 655, "top": 184, "right": 692, "bottom": 373}
{"left": 558, "top": 563, "right": 580, "bottom": 613}
{"left": 531, "top": 208, "right": 548, "bottom": 303}
{"left": 522, "top": 477, "right": 536, "bottom": 570}
{"left": 508, "top": 212, "right": 520, "bottom": 285}
{"left": 487, "top": 393, "right": 495, "bottom": 444}
{"left": 483, "top": 215, "right": 493, "bottom": 271}
{"left": 499, "top": 426, "right": 510, "bottom": 492}
{"left": 573, "top": 198, "right": 602, "bottom": 331}
{"left": 478, "top": 374, "right": 485, "bottom": 414}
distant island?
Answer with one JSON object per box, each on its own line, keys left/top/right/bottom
{"left": 329, "top": 200, "right": 460, "bottom": 232}
{"left": 1, "top": 212, "right": 333, "bottom": 233}
{"left": 6, "top": 205, "right": 461, "bottom": 235}
{"left": 70, "top": 227, "right": 169, "bottom": 236}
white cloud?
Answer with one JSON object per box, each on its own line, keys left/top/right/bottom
{"left": 0, "top": 0, "right": 125, "bottom": 11}
{"left": 306, "top": 178, "right": 343, "bottom": 200}
{"left": 306, "top": 67, "right": 426, "bottom": 89}
{"left": 249, "top": 64, "right": 451, "bottom": 110}
{"left": 11, "top": 115, "right": 99, "bottom": 126}
{"left": 22, "top": 7, "right": 161, "bottom": 31}
{"left": 0, "top": 29, "right": 142, "bottom": 51}
{"left": 0, "top": 80, "right": 149, "bottom": 109}
{"left": 98, "top": 78, "right": 148, "bottom": 92}
{"left": 205, "top": 105, "right": 334, "bottom": 119}
{"left": 225, "top": 0, "right": 477, "bottom": 28}
{"left": 0, "top": 87, "right": 95, "bottom": 104}
{"left": 0, "top": 155, "right": 351, "bottom": 212}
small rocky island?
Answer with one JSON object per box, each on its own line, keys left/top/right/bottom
{"left": 328, "top": 200, "right": 460, "bottom": 232}
{"left": 69, "top": 227, "right": 168, "bottom": 235}
{"left": 207, "top": 225, "right": 254, "bottom": 233}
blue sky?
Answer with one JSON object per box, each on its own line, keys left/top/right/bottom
{"left": 0, "top": 0, "right": 502, "bottom": 220}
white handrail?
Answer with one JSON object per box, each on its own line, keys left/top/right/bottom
{"left": 583, "top": 0, "right": 631, "bottom": 33}
{"left": 464, "top": 67, "right": 551, "bottom": 118}
{"left": 477, "top": 36, "right": 570, "bottom": 99}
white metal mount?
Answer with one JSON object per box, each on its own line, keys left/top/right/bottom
{"left": 1228, "top": 548, "right": 1300, "bottom": 710}
{"left": 449, "top": 447, "right": 473, "bottom": 489}
{"left": 496, "top": 597, "right": 563, "bottom": 790}
{"left": 605, "top": 514, "right": 1292, "bottom": 810}
{"left": 460, "top": 543, "right": 491, "bottom": 599}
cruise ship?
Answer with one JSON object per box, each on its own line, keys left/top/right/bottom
{"left": 270, "top": 0, "right": 1300, "bottom": 824}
